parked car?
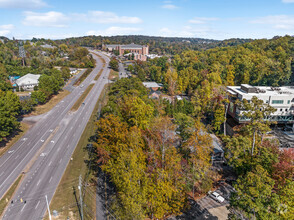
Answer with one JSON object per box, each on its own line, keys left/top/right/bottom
{"left": 209, "top": 191, "right": 225, "bottom": 203}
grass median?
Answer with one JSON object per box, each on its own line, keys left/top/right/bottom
{"left": 47, "top": 84, "right": 109, "bottom": 220}
{"left": 74, "top": 68, "right": 93, "bottom": 86}
{"left": 94, "top": 69, "right": 103, "bottom": 81}
{"left": 0, "top": 175, "right": 22, "bottom": 217}
{"left": 71, "top": 84, "right": 94, "bottom": 112}
{"left": 29, "top": 90, "right": 71, "bottom": 116}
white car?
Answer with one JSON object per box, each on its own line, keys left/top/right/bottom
{"left": 209, "top": 191, "right": 225, "bottom": 203}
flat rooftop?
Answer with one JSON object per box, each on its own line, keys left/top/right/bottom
{"left": 227, "top": 85, "right": 294, "bottom": 97}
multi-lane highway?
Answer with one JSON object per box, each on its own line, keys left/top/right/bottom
{"left": 0, "top": 51, "right": 110, "bottom": 220}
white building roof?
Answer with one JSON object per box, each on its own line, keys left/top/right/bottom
{"left": 227, "top": 86, "right": 294, "bottom": 98}
{"left": 16, "top": 73, "right": 40, "bottom": 86}
{"left": 143, "top": 82, "right": 163, "bottom": 88}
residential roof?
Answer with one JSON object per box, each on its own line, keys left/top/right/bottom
{"left": 143, "top": 82, "right": 163, "bottom": 88}
{"left": 16, "top": 73, "right": 40, "bottom": 86}
{"left": 41, "top": 44, "right": 56, "bottom": 49}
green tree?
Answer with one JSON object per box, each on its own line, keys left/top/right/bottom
{"left": 0, "top": 91, "right": 21, "bottom": 141}
{"left": 31, "top": 91, "right": 47, "bottom": 104}
{"left": 230, "top": 165, "right": 277, "bottom": 219}
{"left": 109, "top": 58, "right": 119, "bottom": 71}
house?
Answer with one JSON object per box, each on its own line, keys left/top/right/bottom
{"left": 146, "top": 54, "right": 162, "bottom": 59}
{"left": 227, "top": 84, "right": 294, "bottom": 124}
{"left": 15, "top": 73, "right": 41, "bottom": 90}
{"left": 149, "top": 91, "right": 162, "bottom": 99}
{"left": 143, "top": 82, "right": 163, "bottom": 91}
{"left": 41, "top": 44, "right": 56, "bottom": 49}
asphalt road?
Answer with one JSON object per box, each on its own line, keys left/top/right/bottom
{"left": 1, "top": 51, "right": 110, "bottom": 220}
{"left": 64, "top": 68, "right": 86, "bottom": 92}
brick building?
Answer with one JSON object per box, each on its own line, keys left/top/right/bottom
{"left": 105, "top": 43, "right": 149, "bottom": 57}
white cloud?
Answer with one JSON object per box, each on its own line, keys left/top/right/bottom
{"left": 26, "top": 33, "right": 80, "bottom": 39}
{"left": 189, "top": 17, "right": 219, "bottom": 24}
{"left": 86, "top": 27, "right": 142, "bottom": 36}
{"left": 159, "top": 27, "right": 173, "bottom": 36}
{"left": 162, "top": 4, "right": 178, "bottom": 9}
{"left": 0, "top": 24, "right": 14, "bottom": 30}
{"left": 22, "top": 11, "right": 69, "bottom": 27}
{"left": 0, "top": 24, "right": 14, "bottom": 36}
{"left": 252, "top": 15, "right": 294, "bottom": 30}
{"left": 0, "top": 0, "right": 47, "bottom": 9}
{"left": 159, "top": 26, "right": 213, "bottom": 38}
{"left": 77, "top": 11, "right": 142, "bottom": 24}
{"left": 282, "top": 0, "right": 294, "bottom": 3}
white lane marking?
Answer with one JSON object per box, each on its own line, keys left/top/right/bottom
{"left": 59, "top": 159, "right": 62, "bottom": 164}
{"left": 57, "top": 147, "right": 60, "bottom": 152}
{"left": 49, "top": 176, "right": 52, "bottom": 183}
{"left": 37, "top": 179, "right": 41, "bottom": 186}
{"left": 21, "top": 204, "right": 26, "bottom": 212}
{"left": 48, "top": 161, "right": 52, "bottom": 166}
{"left": 15, "top": 155, "right": 19, "bottom": 159}
{"left": 0, "top": 171, "right": 4, "bottom": 177}
{"left": 35, "top": 200, "right": 40, "bottom": 209}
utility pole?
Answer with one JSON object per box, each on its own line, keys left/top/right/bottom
{"left": 18, "top": 40, "right": 26, "bottom": 66}
{"left": 78, "top": 175, "right": 84, "bottom": 220}
{"left": 45, "top": 195, "right": 52, "bottom": 220}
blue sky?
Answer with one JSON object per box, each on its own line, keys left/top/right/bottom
{"left": 0, "top": 0, "right": 294, "bottom": 40}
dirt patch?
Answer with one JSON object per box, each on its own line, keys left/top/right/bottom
{"left": 209, "top": 205, "right": 229, "bottom": 220}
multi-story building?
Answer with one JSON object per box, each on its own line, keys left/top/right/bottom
{"left": 105, "top": 43, "right": 149, "bottom": 61}
{"left": 227, "top": 84, "right": 294, "bottom": 124}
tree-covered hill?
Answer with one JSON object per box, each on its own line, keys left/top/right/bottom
{"left": 54, "top": 35, "right": 253, "bottom": 55}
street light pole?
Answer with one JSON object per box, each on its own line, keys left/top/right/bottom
{"left": 45, "top": 195, "right": 52, "bottom": 220}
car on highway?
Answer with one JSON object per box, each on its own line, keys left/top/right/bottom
{"left": 208, "top": 191, "right": 225, "bottom": 203}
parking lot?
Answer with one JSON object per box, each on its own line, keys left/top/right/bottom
{"left": 196, "top": 183, "right": 234, "bottom": 219}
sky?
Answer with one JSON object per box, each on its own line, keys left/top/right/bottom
{"left": 0, "top": 0, "right": 294, "bottom": 40}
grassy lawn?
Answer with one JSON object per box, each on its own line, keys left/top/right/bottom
{"left": 0, "top": 122, "right": 31, "bottom": 157}
{"left": 71, "top": 84, "right": 94, "bottom": 112}
{"left": 108, "top": 69, "right": 119, "bottom": 80}
{"left": 0, "top": 175, "right": 23, "bottom": 217}
{"left": 29, "top": 90, "right": 71, "bottom": 116}
{"left": 47, "top": 84, "right": 109, "bottom": 220}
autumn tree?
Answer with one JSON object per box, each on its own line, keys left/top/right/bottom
{"left": 183, "top": 120, "right": 213, "bottom": 196}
